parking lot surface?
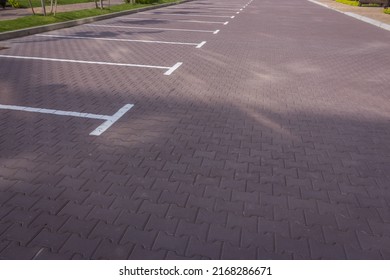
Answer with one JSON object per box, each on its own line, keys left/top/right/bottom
{"left": 0, "top": 0, "right": 389, "bottom": 259}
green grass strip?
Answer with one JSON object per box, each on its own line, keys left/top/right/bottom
{"left": 385, "top": 8, "right": 390, "bottom": 14}
{"left": 0, "top": 0, "right": 179, "bottom": 33}
{"left": 16, "top": 0, "right": 95, "bottom": 9}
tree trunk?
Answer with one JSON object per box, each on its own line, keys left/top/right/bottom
{"left": 27, "top": 0, "right": 35, "bottom": 14}
{"left": 40, "top": 0, "right": 46, "bottom": 16}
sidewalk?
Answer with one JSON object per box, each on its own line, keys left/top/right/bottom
{"left": 316, "top": 0, "right": 390, "bottom": 24}
{"left": 0, "top": 0, "right": 123, "bottom": 21}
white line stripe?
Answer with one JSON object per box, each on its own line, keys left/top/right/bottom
{"left": 196, "top": 41, "right": 207, "bottom": 48}
{"left": 90, "top": 104, "right": 134, "bottom": 136}
{"left": 231, "top": 16, "right": 235, "bottom": 19}
{"left": 0, "top": 54, "right": 171, "bottom": 70}
{"left": 86, "top": 24, "right": 218, "bottom": 33}
{"left": 307, "top": 0, "right": 390, "bottom": 31}
{"left": 213, "top": 30, "right": 220, "bottom": 34}
{"left": 164, "top": 62, "right": 183, "bottom": 76}
{"left": 166, "top": 7, "right": 239, "bottom": 11}
{"left": 0, "top": 103, "right": 134, "bottom": 136}
{"left": 36, "top": 34, "right": 201, "bottom": 47}
{"left": 141, "top": 12, "right": 232, "bottom": 18}
{"left": 224, "top": 21, "right": 229, "bottom": 25}
{"left": 121, "top": 17, "right": 230, "bottom": 24}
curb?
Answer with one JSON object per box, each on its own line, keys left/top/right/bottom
{"left": 0, "top": 0, "right": 194, "bottom": 41}
{"left": 307, "top": 0, "right": 390, "bottom": 31}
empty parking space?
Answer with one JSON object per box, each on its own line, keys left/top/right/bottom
{"left": 0, "top": 0, "right": 251, "bottom": 135}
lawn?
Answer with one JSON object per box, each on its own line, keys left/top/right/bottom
{"left": 0, "top": 0, "right": 179, "bottom": 33}
{"left": 385, "top": 8, "right": 390, "bottom": 14}
{"left": 9, "top": 0, "right": 95, "bottom": 8}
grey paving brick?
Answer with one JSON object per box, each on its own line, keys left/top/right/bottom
{"left": 258, "top": 218, "right": 290, "bottom": 237}
{"left": 309, "top": 240, "right": 346, "bottom": 260}
{"left": 241, "top": 230, "right": 274, "bottom": 251}
{"left": 139, "top": 200, "right": 169, "bottom": 217}
{"left": 344, "top": 245, "right": 382, "bottom": 260}
{"left": 58, "top": 201, "right": 93, "bottom": 220}
{"left": 196, "top": 208, "right": 227, "bottom": 226}
{"left": 89, "top": 221, "right": 126, "bottom": 242}
{"left": 145, "top": 215, "right": 179, "bottom": 235}
{"left": 186, "top": 237, "right": 222, "bottom": 260}
{"left": 275, "top": 234, "right": 310, "bottom": 258}
{"left": 29, "top": 228, "right": 70, "bottom": 251}
{"left": 93, "top": 239, "right": 133, "bottom": 260}
{"left": 59, "top": 217, "right": 98, "bottom": 238}
{"left": 120, "top": 227, "right": 158, "bottom": 249}
{"left": 86, "top": 206, "right": 121, "bottom": 224}
{"left": 114, "top": 210, "right": 149, "bottom": 229}
{"left": 2, "top": 224, "right": 41, "bottom": 245}
{"left": 166, "top": 204, "right": 197, "bottom": 222}
{"left": 110, "top": 196, "right": 142, "bottom": 212}
{"left": 208, "top": 224, "right": 240, "bottom": 246}
{"left": 128, "top": 245, "right": 166, "bottom": 260}
{"left": 243, "top": 203, "right": 273, "bottom": 219}
{"left": 153, "top": 231, "right": 189, "bottom": 256}
{"left": 0, "top": 243, "right": 41, "bottom": 260}
{"left": 60, "top": 234, "right": 101, "bottom": 258}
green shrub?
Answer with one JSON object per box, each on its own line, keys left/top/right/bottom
{"left": 8, "top": 0, "right": 21, "bottom": 8}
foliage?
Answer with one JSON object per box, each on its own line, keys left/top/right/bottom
{"left": 8, "top": 0, "right": 22, "bottom": 8}
{"left": 335, "top": 0, "right": 381, "bottom": 6}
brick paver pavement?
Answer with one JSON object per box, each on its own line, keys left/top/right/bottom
{"left": 0, "top": 0, "right": 389, "bottom": 259}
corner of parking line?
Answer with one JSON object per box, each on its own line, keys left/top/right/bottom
{"left": 213, "top": 30, "right": 220, "bottom": 34}
{"left": 196, "top": 41, "right": 207, "bottom": 48}
{"left": 164, "top": 62, "right": 183, "bottom": 76}
{"left": 231, "top": 16, "right": 235, "bottom": 19}
{"left": 224, "top": 21, "right": 229, "bottom": 25}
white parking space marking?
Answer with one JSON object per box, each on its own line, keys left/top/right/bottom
{"left": 142, "top": 13, "right": 232, "bottom": 18}
{"left": 0, "top": 103, "right": 134, "bottom": 136}
{"left": 196, "top": 41, "right": 207, "bottom": 48}
{"left": 121, "top": 17, "right": 230, "bottom": 25}
{"left": 36, "top": 34, "right": 204, "bottom": 48}
{"left": 0, "top": 55, "right": 183, "bottom": 75}
{"left": 86, "top": 24, "right": 220, "bottom": 34}
{"left": 164, "top": 62, "right": 183, "bottom": 76}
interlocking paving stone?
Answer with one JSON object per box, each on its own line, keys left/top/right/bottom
{"left": 0, "top": 0, "right": 389, "bottom": 260}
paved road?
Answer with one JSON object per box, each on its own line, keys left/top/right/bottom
{"left": 0, "top": 0, "right": 389, "bottom": 259}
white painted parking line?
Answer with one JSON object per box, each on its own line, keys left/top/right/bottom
{"left": 0, "top": 55, "right": 182, "bottom": 75}
{"left": 122, "top": 17, "right": 229, "bottom": 24}
{"left": 36, "top": 34, "right": 203, "bottom": 48}
{"left": 196, "top": 41, "right": 207, "bottom": 48}
{"left": 213, "top": 30, "right": 220, "bottom": 34}
{"left": 231, "top": 16, "right": 235, "bottom": 19}
{"left": 167, "top": 7, "right": 239, "bottom": 11}
{"left": 86, "top": 24, "right": 219, "bottom": 34}
{"left": 164, "top": 62, "right": 183, "bottom": 76}
{"left": 0, "top": 103, "right": 134, "bottom": 136}
{"left": 142, "top": 13, "right": 232, "bottom": 18}
{"left": 224, "top": 21, "right": 229, "bottom": 25}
